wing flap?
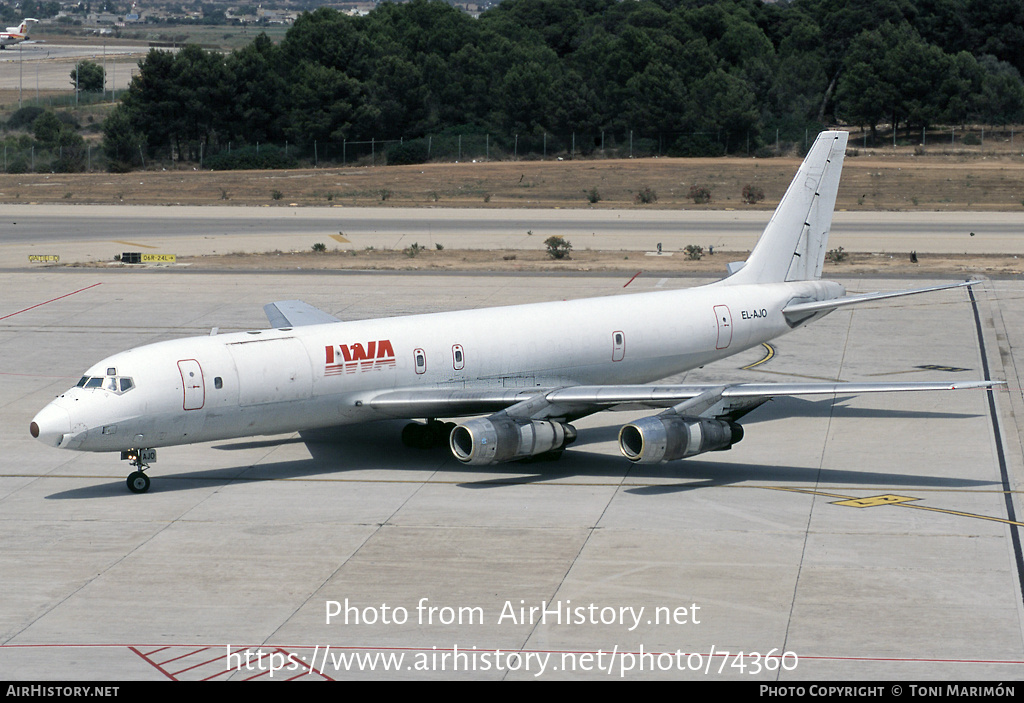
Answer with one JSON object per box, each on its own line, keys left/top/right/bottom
{"left": 367, "top": 381, "right": 1000, "bottom": 419}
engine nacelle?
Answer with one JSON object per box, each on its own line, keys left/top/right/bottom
{"left": 618, "top": 415, "right": 743, "bottom": 464}
{"left": 450, "top": 416, "right": 577, "bottom": 465}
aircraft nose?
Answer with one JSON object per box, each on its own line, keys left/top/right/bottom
{"left": 30, "top": 403, "right": 71, "bottom": 448}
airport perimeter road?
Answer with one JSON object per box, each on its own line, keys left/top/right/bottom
{"left": 2, "top": 205, "right": 1024, "bottom": 267}
{"left": 2, "top": 269, "right": 1024, "bottom": 680}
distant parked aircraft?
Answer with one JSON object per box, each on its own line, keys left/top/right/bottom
{"left": 0, "top": 18, "right": 38, "bottom": 49}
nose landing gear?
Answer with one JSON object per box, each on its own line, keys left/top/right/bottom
{"left": 121, "top": 449, "right": 156, "bottom": 493}
{"left": 127, "top": 470, "right": 150, "bottom": 494}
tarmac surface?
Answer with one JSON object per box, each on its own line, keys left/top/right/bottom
{"left": 2, "top": 209, "right": 1024, "bottom": 680}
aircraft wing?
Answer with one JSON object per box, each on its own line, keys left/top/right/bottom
{"left": 367, "top": 380, "right": 1000, "bottom": 419}
{"left": 263, "top": 300, "right": 340, "bottom": 328}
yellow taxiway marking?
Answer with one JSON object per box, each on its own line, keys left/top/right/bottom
{"left": 832, "top": 494, "right": 920, "bottom": 507}
{"left": 741, "top": 343, "right": 775, "bottom": 370}
{"left": 329, "top": 234, "right": 350, "bottom": 244}
{"left": 112, "top": 240, "right": 159, "bottom": 249}
{"left": 767, "top": 486, "right": 1024, "bottom": 526}
{"left": 13, "top": 472, "right": 1022, "bottom": 528}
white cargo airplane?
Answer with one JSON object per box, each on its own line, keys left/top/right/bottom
{"left": 0, "top": 19, "right": 37, "bottom": 49}
{"left": 30, "top": 131, "right": 998, "bottom": 493}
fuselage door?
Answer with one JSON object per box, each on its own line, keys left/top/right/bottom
{"left": 714, "top": 305, "right": 732, "bottom": 349}
{"left": 178, "top": 359, "right": 205, "bottom": 410}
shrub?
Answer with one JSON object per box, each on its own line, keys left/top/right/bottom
{"left": 544, "top": 236, "right": 572, "bottom": 259}
{"left": 741, "top": 184, "right": 764, "bottom": 204}
{"left": 689, "top": 185, "right": 712, "bottom": 204}
{"left": 634, "top": 186, "right": 657, "bottom": 204}
{"left": 586, "top": 187, "right": 601, "bottom": 204}
{"left": 826, "top": 246, "right": 848, "bottom": 263}
{"left": 5, "top": 157, "right": 29, "bottom": 174}
{"left": 205, "top": 144, "right": 297, "bottom": 170}
{"left": 312, "top": 242, "right": 327, "bottom": 252}
{"left": 684, "top": 244, "right": 703, "bottom": 260}
{"left": 668, "top": 134, "right": 725, "bottom": 157}
{"left": 6, "top": 106, "right": 45, "bottom": 131}
{"left": 386, "top": 139, "right": 430, "bottom": 165}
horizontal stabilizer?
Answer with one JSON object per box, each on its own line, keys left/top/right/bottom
{"left": 783, "top": 280, "right": 980, "bottom": 325}
{"left": 263, "top": 300, "right": 340, "bottom": 328}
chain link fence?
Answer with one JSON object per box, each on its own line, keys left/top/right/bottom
{"left": 1, "top": 124, "right": 1021, "bottom": 173}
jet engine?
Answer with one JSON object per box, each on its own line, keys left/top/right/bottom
{"left": 450, "top": 415, "right": 577, "bottom": 465}
{"left": 618, "top": 415, "right": 743, "bottom": 464}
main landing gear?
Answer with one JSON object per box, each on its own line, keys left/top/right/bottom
{"left": 121, "top": 448, "right": 156, "bottom": 493}
{"left": 401, "top": 419, "right": 455, "bottom": 450}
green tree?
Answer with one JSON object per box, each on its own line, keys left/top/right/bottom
{"left": 32, "top": 111, "right": 64, "bottom": 147}
{"left": 975, "top": 55, "right": 1024, "bottom": 125}
{"left": 71, "top": 61, "right": 104, "bottom": 93}
{"left": 226, "top": 33, "right": 287, "bottom": 144}
{"left": 118, "top": 45, "right": 232, "bottom": 160}
{"left": 284, "top": 62, "right": 366, "bottom": 145}
{"left": 280, "top": 8, "right": 373, "bottom": 79}
{"left": 51, "top": 128, "right": 87, "bottom": 173}
{"left": 495, "top": 47, "right": 560, "bottom": 134}
{"left": 102, "top": 107, "right": 147, "bottom": 172}
{"left": 836, "top": 23, "right": 956, "bottom": 136}
{"left": 544, "top": 235, "right": 572, "bottom": 259}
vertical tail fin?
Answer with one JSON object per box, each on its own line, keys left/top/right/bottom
{"left": 726, "top": 130, "right": 848, "bottom": 284}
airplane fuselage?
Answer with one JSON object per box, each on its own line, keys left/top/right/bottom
{"left": 0, "top": 19, "right": 36, "bottom": 47}
{"left": 32, "top": 278, "right": 843, "bottom": 453}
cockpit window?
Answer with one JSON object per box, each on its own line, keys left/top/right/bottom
{"left": 78, "top": 375, "right": 135, "bottom": 394}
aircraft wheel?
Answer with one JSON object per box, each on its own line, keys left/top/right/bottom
{"left": 401, "top": 422, "right": 426, "bottom": 448}
{"left": 127, "top": 471, "right": 151, "bottom": 494}
{"left": 402, "top": 421, "right": 450, "bottom": 449}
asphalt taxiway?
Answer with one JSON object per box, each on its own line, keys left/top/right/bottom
{"left": 3, "top": 260, "right": 1024, "bottom": 680}
{"left": 0, "top": 43, "right": 150, "bottom": 94}
{"left": 3, "top": 205, "right": 1024, "bottom": 269}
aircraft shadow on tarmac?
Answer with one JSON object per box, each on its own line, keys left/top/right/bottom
{"left": 754, "top": 394, "right": 982, "bottom": 421}
{"left": 45, "top": 398, "right": 997, "bottom": 499}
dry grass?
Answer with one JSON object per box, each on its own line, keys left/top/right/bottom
{"left": 125, "top": 247, "right": 1020, "bottom": 278}
{"left": 2, "top": 151, "right": 1024, "bottom": 211}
